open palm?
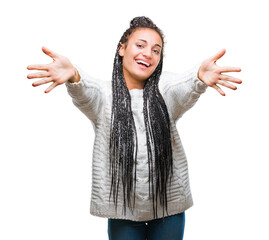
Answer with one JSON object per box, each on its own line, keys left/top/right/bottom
{"left": 27, "top": 47, "right": 77, "bottom": 93}
{"left": 198, "top": 49, "right": 242, "bottom": 96}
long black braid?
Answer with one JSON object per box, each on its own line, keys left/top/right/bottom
{"left": 109, "top": 16, "right": 173, "bottom": 219}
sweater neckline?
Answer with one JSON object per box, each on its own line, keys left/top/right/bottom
{"left": 129, "top": 88, "right": 143, "bottom": 91}
{"left": 129, "top": 88, "right": 143, "bottom": 96}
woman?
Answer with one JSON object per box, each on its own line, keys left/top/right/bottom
{"left": 27, "top": 16, "right": 242, "bottom": 240}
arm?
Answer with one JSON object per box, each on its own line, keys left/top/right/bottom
{"left": 159, "top": 64, "right": 208, "bottom": 122}
{"left": 65, "top": 66, "right": 105, "bottom": 125}
{"left": 27, "top": 46, "right": 105, "bottom": 124}
{"left": 159, "top": 49, "right": 242, "bottom": 122}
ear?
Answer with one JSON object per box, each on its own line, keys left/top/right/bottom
{"left": 119, "top": 43, "right": 126, "bottom": 57}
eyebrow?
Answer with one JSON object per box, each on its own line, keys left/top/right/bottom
{"left": 137, "top": 39, "right": 162, "bottom": 49}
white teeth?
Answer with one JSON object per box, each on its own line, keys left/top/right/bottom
{"left": 136, "top": 60, "right": 150, "bottom": 67}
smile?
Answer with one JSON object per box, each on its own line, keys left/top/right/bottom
{"left": 135, "top": 59, "right": 151, "bottom": 69}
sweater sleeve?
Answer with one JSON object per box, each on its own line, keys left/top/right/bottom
{"left": 159, "top": 63, "right": 208, "bottom": 122}
{"left": 65, "top": 65, "right": 105, "bottom": 126}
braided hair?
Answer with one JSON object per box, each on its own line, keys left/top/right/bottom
{"left": 109, "top": 16, "right": 173, "bottom": 219}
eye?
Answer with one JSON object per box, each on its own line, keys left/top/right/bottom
{"left": 136, "top": 44, "right": 143, "bottom": 48}
{"left": 153, "top": 49, "right": 160, "bottom": 54}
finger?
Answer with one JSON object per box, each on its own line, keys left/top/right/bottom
{"left": 45, "top": 81, "right": 58, "bottom": 93}
{"left": 27, "top": 64, "right": 49, "bottom": 71}
{"left": 32, "top": 77, "right": 53, "bottom": 87}
{"left": 217, "top": 80, "right": 237, "bottom": 90}
{"left": 220, "top": 66, "right": 241, "bottom": 73}
{"left": 27, "top": 71, "right": 50, "bottom": 79}
{"left": 212, "top": 84, "right": 226, "bottom": 96}
{"left": 210, "top": 48, "right": 226, "bottom": 62}
{"left": 42, "top": 46, "right": 58, "bottom": 59}
{"left": 219, "top": 74, "right": 242, "bottom": 84}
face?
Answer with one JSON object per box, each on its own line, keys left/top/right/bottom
{"left": 119, "top": 28, "right": 163, "bottom": 90}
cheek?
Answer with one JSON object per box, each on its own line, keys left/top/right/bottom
{"left": 151, "top": 60, "right": 161, "bottom": 73}
{"left": 153, "top": 58, "right": 160, "bottom": 69}
{"left": 125, "top": 53, "right": 135, "bottom": 64}
{"left": 155, "top": 56, "right": 161, "bottom": 64}
{"left": 123, "top": 53, "right": 131, "bottom": 63}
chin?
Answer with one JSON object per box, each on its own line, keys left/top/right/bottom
{"left": 135, "top": 70, "right": 153, "bottom": 80}
{"left": 137, "top": 75, "right": 151, "bottom": 82}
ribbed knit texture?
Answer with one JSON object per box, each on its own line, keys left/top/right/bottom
{"left": 65, "top": 63, "right": 208, "bottom": 221}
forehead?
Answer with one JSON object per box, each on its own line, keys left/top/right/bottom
{"left": 128, "top": 28, "right": 162, "bottom": 46}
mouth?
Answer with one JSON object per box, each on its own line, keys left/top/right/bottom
{"left": 135, "top": 59, "right": 151, "bottom": 69}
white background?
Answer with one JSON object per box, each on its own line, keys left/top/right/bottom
{"left": 1, "top": 0, "right": 268, "bottom": 239}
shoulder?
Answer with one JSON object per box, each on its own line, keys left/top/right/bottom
{"left": 158, "top": 70, "right": 186, "bottom": 94}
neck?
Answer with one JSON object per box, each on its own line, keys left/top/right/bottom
{"left": 123, "top": 70, "right": 146, "bottom": 90}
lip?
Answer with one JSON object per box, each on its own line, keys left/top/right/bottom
{"left": 135, "top": 58, "right": 152, "bottom": 67}
{"left": 136, "top": 62, "right": 149, "bottom": 70}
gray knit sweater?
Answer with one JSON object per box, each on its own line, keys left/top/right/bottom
{"left": 65, "top": 63, "right": 208, "bottom": 221}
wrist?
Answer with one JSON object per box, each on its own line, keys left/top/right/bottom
{"left": 69, "top": 67, "right": 80, "bottom": 83}
{"left": 197, "top": 66, "right": 204, "bottom": 83}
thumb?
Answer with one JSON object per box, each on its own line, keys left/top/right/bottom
{"left": 42, "top": 46, "right": 58, "bottom": 59}
{"left": 210, "top": 48, "right": 226, "bottom": 62}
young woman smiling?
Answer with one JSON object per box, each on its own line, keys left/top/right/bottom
{"left": 27, "top": 16, "right": 242, "bottom": 240}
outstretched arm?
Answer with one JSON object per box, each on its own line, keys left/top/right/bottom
{"left": 27, "top": 46, "right": 80, "bottom": 93}
{"left": 159, "top": 49, "right": 242, "bottom": 122}
{"left": 27, "top": 46, "right": 105, "bottom": 125}
{"left": 198, "top": 49, "right": 242, "bottom": 96}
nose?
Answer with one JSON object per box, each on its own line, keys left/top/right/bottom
{"left": 142, "top": 47, "right": 152, "bottom": 59}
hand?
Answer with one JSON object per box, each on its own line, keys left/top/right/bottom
{"left": 198, "top": 49, "right": 242, "bottom": 96}
{"left": 27, "top": 46, "right": 78, "bottom": 93}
